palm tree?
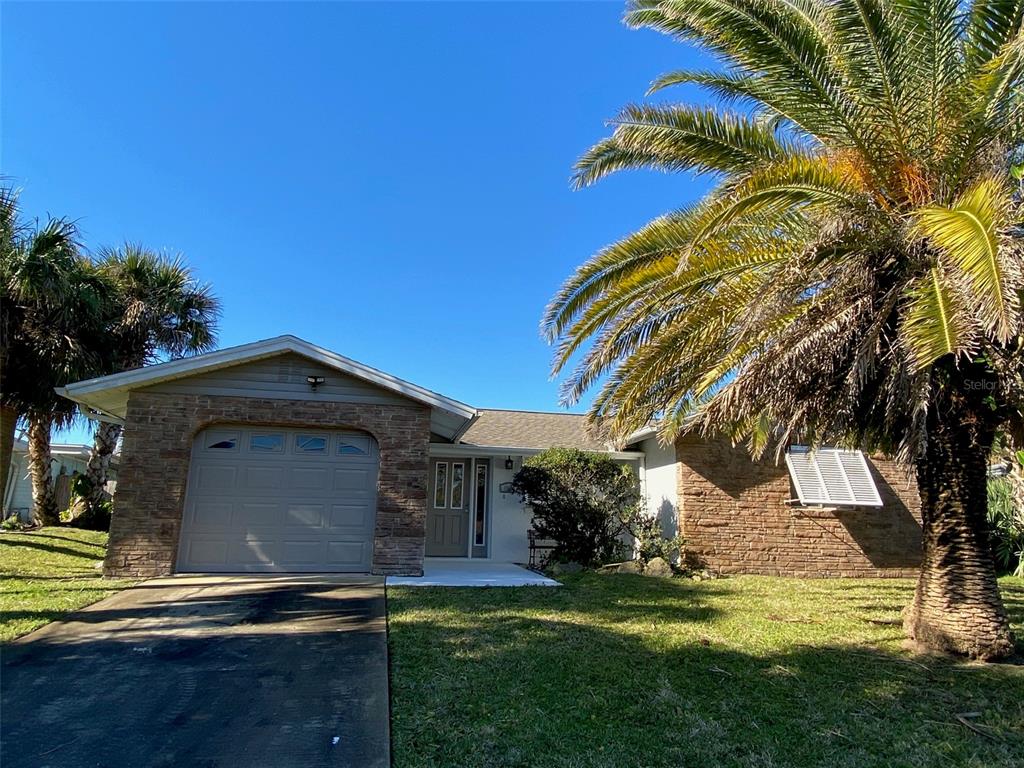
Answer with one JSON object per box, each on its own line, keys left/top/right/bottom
{"left": 0, "top": 188, "right": 27, "bottom": 508}
{"left": 546, "top": 0, "right": 1023, "bottom": 659}
{"left": 75, "top": 244, "right": 220, "bottom": 523}
{"left": 0, "top": 193, "right": 108, "bottom": 525}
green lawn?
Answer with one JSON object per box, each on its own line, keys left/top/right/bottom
{"left": 388, "top": 573, "right": 1024, "bottom": 768}
{"left": 0, "top": 527, "right": 132, "bottom": 642}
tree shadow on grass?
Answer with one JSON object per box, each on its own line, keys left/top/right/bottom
{"left": 387, "top": 577, "right": 1024, "bottom": 768}
{"left": 0, "top": 536, "right": 105, "bottom": 562}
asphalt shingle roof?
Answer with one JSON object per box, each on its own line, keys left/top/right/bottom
{"left": 460, "top": 409, "right": 610, "bottom": 451}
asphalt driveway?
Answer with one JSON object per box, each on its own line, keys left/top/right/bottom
{"left": 1, "top": 575, "right": 389, "bottom": 768}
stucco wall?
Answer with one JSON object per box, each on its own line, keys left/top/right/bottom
{"left": 676, "top": 436, "right": 922, "bottom": 577}
{"left": 638, "top": 437, "right": 678, "bottom": 532}
{"left": 488, "top": 455, "right": 533, "bottom": 563}
{"left": 107, "top": 391, "right": 431, "bottom": 577}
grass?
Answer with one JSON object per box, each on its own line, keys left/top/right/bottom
{"left": 388, "top": 573, "right": 1024, "bottom": 768}
{"left": 0, "top": 527, "right": 133, "bottom": 642}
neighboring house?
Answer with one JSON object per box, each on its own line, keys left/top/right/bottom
{"left": 58, "top": 335, "right": 921, "bottom": 579}
{"left": 3, "top": 440, "right": 119, "bottom": 522}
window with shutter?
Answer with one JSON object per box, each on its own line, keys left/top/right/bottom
{"left": 785, "top": 446, "right": 883, "bottom": 507}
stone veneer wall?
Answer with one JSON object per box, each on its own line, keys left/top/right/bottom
{"left": 106, "top": 391, "right": 431, "bottom": 577}
{"left": 676, "top": 436, "right": 923, "bottom": 577}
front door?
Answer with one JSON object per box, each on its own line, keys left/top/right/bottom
{"left": 425, "top": 458, "right": 469, "bottom": 556}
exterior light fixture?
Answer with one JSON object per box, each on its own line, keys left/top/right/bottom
{"left": 504, "top": 456, "right": 514, "bottom": 471}
{"left": 306, "top": 375, "right": 326, "bottom": 391}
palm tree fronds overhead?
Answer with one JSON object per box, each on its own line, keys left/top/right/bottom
{"left": 550, "top": 0, "right": 1024, "bottom": 462}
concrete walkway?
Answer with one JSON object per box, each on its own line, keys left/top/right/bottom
{"left": 1, "top": 575, "right": 390, "bottom": 768}
{"left": 387, "top": 559, "right": 560, "bottom": 587}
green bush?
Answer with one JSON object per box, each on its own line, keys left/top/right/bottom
{"left": 1, "top": 514, "right": 25, "bottom": 531}
{"left": 63, "top": 474, "right": 112, "bottom": 532}
{"left": 511, "top": 447, "right": 640, "bottom": 567}
{"left": 988, "top": 476, "right": 1024, "bottom": 577}
{"left": 626, "top": 513, "right": 685, "bottom": 566}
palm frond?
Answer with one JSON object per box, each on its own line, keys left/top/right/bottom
{"left": 966, "top": 0, "right": 1024, "bottom": 66}
{"left": 547, "top": 0, "right": 1024, "bottom": 460}
{"left": 913, "top": 176, "right": 1020, "bottom": 341}
{"left": 900, "top": 266, "right": 976, "bottom": 368}
{"left": 572, "top": 104, "right": 792, "bottom": 188}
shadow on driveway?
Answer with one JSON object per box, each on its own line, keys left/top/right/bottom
{"left": 1, "top": 575, "right": 389, "bottom": 768}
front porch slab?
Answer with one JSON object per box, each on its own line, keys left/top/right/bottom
{"left": 386, "top": 559, "right": 560, "bottom": 587}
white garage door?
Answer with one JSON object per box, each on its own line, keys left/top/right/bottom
{"left": 177, "top": 427, "right": 379, "bottom": 573}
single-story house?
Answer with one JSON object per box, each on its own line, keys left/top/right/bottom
{"left": 57, "top": 335, "right": 922, "bottom": 578}
{"left": 3, "top": 440, "right": 119, "bottom": 522}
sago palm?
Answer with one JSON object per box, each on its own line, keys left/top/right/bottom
{"left": 76, "top": 244, "right": 220, "bottom": 523}
{"left": 547, "top": 0, "right": 1024, "bottom": 659}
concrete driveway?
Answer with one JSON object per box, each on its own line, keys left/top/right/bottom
{"left": 1, "top": 575, "right": 390, "bottom": 768}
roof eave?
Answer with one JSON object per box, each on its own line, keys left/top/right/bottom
{"left": 445, "top": 443, "right": 645, "bottom": 459}
{"left": 58, "top": 335, "right": 477, "bottom": 425}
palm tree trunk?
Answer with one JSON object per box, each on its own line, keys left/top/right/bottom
{"left": 904, "top": 397, "right": 1014, "bottom": 661}
{"left": 0, "top": 404, "right": 17, "bottom": 514}
{"left": 83, "top": 420, "right": 121, "bottom": 515}
{"left": 26, "top": 416, "right": 58, "bottom": 526}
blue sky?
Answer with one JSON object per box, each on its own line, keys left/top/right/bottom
{"left": 3, "top": 1, "right": 714, "bottom": 443}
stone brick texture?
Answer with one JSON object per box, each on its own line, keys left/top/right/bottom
{"left": 676, "top": 436, "right": 922, "bottom": 578}
{"left": 106, "top": 391, "right": 431, "bottom": 578}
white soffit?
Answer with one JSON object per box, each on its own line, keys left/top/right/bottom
{"left": 785, "top": 446, "right": 883, "bottom": 507}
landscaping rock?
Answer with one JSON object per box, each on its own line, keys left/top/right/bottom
{"left": 548, "top": 561, "right": 583, "bottom": 575}
{"left": 643, "top": 557, "right": 673, "bottom": 577}
{"left": 617, "top": 560, "right": 642, "bottom": 574}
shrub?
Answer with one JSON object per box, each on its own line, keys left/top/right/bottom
{"left": 625, "top": 513, "right": 685, "bottom": 566}
{"left": 1, "top": 514, "right": 24, "bottom": 531}
{"left": 988, "top": 476, "right": 1024, "bottom": 577}
{"left": 63, "top": 474, "right": 112, "bottom": 532}
{"left": 511, "top": 447, "right": 640, "bottom": 567}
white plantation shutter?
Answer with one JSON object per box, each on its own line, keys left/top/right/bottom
{"left": 785, "top": 446, "right": 883, "bottom": 507}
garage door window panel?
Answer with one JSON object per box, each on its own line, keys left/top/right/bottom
{"left": 250, "top": 433, "right": 284, "bottom": 453}
{"left": 337, "top": 437, "right": 371, "bottom": 456}
{"left": 205, "top": 431, "right": 240, "bottom": 451}
{"left": 296, "top": 435, "right": 327, "bottom": 454}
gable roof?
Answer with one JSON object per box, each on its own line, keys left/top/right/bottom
{"left": 459, "top": 409, "right": 610, "bottom": 451}
{"left": 57, "top": 335, "right": 478, "bottom": 440}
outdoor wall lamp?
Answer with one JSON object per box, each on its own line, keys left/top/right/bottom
{"left": 306, "top": 375, "right": 326, "bottom": 391}
{"left": 504, "top": 456, "right": 514, "bottom": 471}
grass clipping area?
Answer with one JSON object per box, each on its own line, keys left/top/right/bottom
{"left": 388, "top": 573, "right": 1024, "bottom": 768}
{"left": 0, "top": 527, "right": 132, "bottom": 642}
